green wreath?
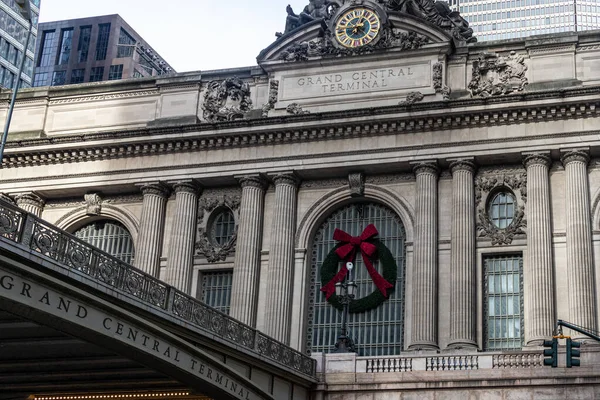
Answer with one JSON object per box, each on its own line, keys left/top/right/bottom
{"left": 320, "top": 240, "right": 397, "bottom": 313}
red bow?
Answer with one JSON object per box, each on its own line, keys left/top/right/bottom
{"left": 321, "top": 224, "right": 394, "bottom": 300}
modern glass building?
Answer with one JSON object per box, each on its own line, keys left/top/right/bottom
{"left": 0, "top": 0, "right": 39, "bottom": 89}
{"left": 448, "top": 0, "right": 600, "bottom": 41}
{"left": 33, "top": 14, "right": 174, "bottom": 87}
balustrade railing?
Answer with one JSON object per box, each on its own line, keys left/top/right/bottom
{"left": 0, "top": 199, "right": 316, "bottom": 378}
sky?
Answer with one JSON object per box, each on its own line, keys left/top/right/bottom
{"left": 38, "top": 0, "right": 311, "bottom": 73}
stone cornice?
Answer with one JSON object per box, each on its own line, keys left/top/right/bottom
{"left": 3, "top": 86, "right": 600, "bottom": 169}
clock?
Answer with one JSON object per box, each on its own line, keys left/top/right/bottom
{"left": 334, "top": 7, "right": 381, "bottom": 48}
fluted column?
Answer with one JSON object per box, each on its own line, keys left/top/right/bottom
{"left": 448, "top": 159, "right": 477, "bottom": 349}
{"left": 230, "top": 175, "right": 268, "bottom": 326}
{"left": 523, "top": 153, "right": 555, "bottom": 345}
{"left": 561, "top": 150, "right": 597, "bottom": 337}
{"left": 263, "top": 173, "right": 300, "bottom": 344}
{"left": 165, "top": 181, "right": 201, "bottom": 294}
{"left": 409, "top": 161, "right": 439, "bottom": 350}
{"left": 135, "top": 183, "right": 170, "bottom": 277}
{"left": 15, "top": 193, "right": 45, "bottom": 217}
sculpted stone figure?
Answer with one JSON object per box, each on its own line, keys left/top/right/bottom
{"left": 278, "top": 0, "right": 331, "bottom": 37}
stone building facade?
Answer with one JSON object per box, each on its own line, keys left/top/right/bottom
{"left": 2, "top": 1, "right": 600, "bottom": 398}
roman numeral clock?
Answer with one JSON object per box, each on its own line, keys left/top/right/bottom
{"left": 334, "top": 7, "right": 382, "bottom": 48}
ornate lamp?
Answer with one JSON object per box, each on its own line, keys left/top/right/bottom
{"left": 333, "top": 262, "right": 357, "bottom": 353}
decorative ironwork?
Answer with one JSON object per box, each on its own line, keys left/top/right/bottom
{"left": 0, "top": 197, "right": 316, "bottom": 378}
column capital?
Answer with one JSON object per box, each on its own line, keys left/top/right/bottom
{"left": 561, "top": 149, "right": 590, "bottom": 166}
{"left": 237, "top": 174, "right": 269, "bottom": 190}
{"left": 522, "top": 152, "right": 552, "bottom": 169}
{"left": 448, "top": 158, "right": 476, "bottom": 174}
{"left": 15, "top": 192, "right": 45, "bottom": 208}
{"left": 138, "top": 182, "right": 171, "bottom": 198}
{"left": 270, "top": 172, "right": 301, "bottom": 187}
{"left": 410, "top": 161, "right": 439, "bottom": 176}
{"left": 171, "top": 180, "right": 202, "bottom": 195}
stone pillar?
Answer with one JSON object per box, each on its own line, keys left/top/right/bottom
{"left": 135, "top": 183, "right": 170, "bottom": 277}
{"left": 523, "top": 153, "right": 555, "bottom": 345}
{"left": 263, "top": 173, "right": 300, "bottom": 344}
{"left": 230, "top": 175, "right": 268, "bottom": 326}
{"left": 447, "top": 159, "right": 477, "bottom": 349}
{"left": 165, "top": 181, "right": 201, "bottom": 294}
{"left": 561, "top": 150, "right": 597, "bottom": 337}
{"left": 409, "top": 162, "right": 439, "bottom": 350}
{"left": 15, "top": 193, "right": 45, "bottom": 217}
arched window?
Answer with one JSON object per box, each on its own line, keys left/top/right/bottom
{"left": 74, "top": 219, "right": 135, "bottom": 264}
{"left": 211, "top": 209, "right": 236, "bottom": 246}
{"left": 307, "top": 202, "right": 406, "bottom": 356}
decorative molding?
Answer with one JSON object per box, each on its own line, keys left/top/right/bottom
{"left": 286, "top": 103, "right": 310, "bottom": 115}
{"left": 348, "top": 172, "right": 365, "bottom": 197}
{"left": 272, "top": 173, "right": 301, "bottom": 187}
{"left": 84, "top": 192, "right": 102, "bottom": 216}
{"left": 475, "top": 168, "right": 527, "bottom": 245}
{"left": 202, "top": 77, "right": 253, "bottom": 122}
{"left": 399, "top": 91, "right": 425, "bottom": 106}
{"left": 412, "top": 161, "right": 439, "bottom": 176}
{"left": 172, "top": 181, "right": 202, "bottom": 195}
{"left": 561, "top": 149, "right": 590, "bottom": 166}
{"left": 48, "top": 90, "right": 159, "bottom": 105}
{"left": 300, "top": 178, "right": 347, "bottom": 189}
{"left": 450, "top": 159, "right": 477, "bottom": 174}
{"left": 468, "top": 51, "right": 528, "bottom": 97}
{"left": 365, "top": 174, "right": 416, "bottom": 184}
{"left": 261, "top": 80, "right": 279, "bottom": 117}
{"left": 577, "top": 45, "right": 600, "bottom": 52}
{"left": 238, "top": 175, "right": 269, "bottom": 190}
{"left": 195, "top": 192, "right": 242, "bottom": 263}
{"left": 140, "top": 183, "right": 171, "bottom": 199}
{"left": 528, "top": 44, "right": 575, "bottom": 55}
{"left": 433, "top": 63, "right": 450, "bottom": 100}
{"left": 15, "top": 193, "right": 45, "bottom": 208}
{"left": 523, "top": 152, "right": 552, "bottom": 169}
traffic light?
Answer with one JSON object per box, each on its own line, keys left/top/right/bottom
{"left": 14, "top": 0, "right": 32, "bottom": 21}
{"left": 566, "top": 338, "right": 581, "bottom": 367}
{"left": 543, "top": 338, "right": 558, "bottom": 367}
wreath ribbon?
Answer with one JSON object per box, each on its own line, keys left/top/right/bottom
{"left": 320, "top": 224, "right": 394, "bottom": 299}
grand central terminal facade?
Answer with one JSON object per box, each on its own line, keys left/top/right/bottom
{"left": 2, "top": 0, "right": 600, "bottom": 398}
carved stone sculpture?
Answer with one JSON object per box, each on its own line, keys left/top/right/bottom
{"left": 286, "top": 103, "right": 310, "bottom": 115}
{"left": 468, "top": 51, "right": 528, "bottom": 97}
{"left": 433, "top": 62, "right": 451, "bottom": 100}
{"left": 84, "top": 193, "right": 102, "bottom": 216}
{"left": 202, "top": 77, "right": 253, "bottom": 122}
{"left": 348, "top": 172, "right": 365, "bottom": 197}
{"left": 195, "top": 192, "right": 242, "bottom": 262}
{"left": 277, "top": 0, "right": 334, "bottom": 37}
{"left": 399, "top": 91, "right": 424, "bottom": 105}
{"left": 262, "top": 80, "right": 279, "bottom": 117}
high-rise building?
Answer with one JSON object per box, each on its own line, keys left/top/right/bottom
{"left": 0, "top": 0, "right": 39, "bottom": 89}
{"left": 33, "top": 14, "right": 174, "bottom": 87}
{"left": 448, "top": 0, "right": 600, "bottom": 41}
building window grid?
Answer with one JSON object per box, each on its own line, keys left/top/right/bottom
{"left": 108, "top": 64, "right": 123, "bottom": 80}
{"left": 32, "top": 71, "right": 47, "bottom": 87}
{"left": 38, "top": 30, "right": 57, "bottom": 67}
{"left": 70, "top": 68, "right": 85, "bottom": 84}
{"left": 77, "top": 25, "right": 92, "bottom": 63}
{"left": 95, "top": 23, "right": 111, "bottom": 61}
{"left": 489, "top": 192, "right": 515, "bottom": 229}
{"left": 57, "top": 28, "right": 73, "bottom": 65}
{"left": 74, "top": 220, "right": 135, "bottom": 265}
{"left": 51, "top": 70, "right": 66, "bottom": 86}
{"left": 201, "top": 271, "right": 233, "bottom": 314}
{"left": 308, "top": 202, "right": 406, "bottom": 357}
{"left": 484, "top": 255, "right": 524, "bottom": 351}
{"left": 117, "top": 27, "right": 136, "bottom": 58}
{"left": 89, "top": 66, "right": 104, "bottom": 82}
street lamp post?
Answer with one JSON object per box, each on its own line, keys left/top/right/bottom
{"left": 0, "top": 0, "right": 33, "bottom": 166}
{"left": 333, "top": 261, "right": 357, "bottom": 353}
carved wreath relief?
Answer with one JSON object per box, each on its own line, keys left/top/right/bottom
{"left": 195, "top": 193, "right": 242, "bottom": 262}
{"left": 468, "top": 51, "right": 528, "bottom": 97}
{"left": 202, "top": 77, "right": 253, "bottom": 122}
{"left": 475, "top": 168, "right": 527, "bottom": 245}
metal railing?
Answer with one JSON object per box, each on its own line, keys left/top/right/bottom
{"left": 0, "top": 199, "right": 316, "bottom": 378}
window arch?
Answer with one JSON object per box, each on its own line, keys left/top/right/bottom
{"left": 74, "top": 219, "right": 135, "bottom": 264}
{"left": 307, "top": 202, "right": 406, "bottom": 356}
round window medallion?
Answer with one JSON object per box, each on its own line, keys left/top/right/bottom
{"left": 488, "top": 192, "right": 516, "bottom": 229}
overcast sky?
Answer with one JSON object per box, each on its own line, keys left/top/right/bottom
{"left": 38, "top": 0, "right": 310, "bottom": 72}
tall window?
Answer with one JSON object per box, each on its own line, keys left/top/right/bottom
{"left": 89, "top": 66, "right": 104, "bottom": 82}
{"left": 117, "top": 28, "right": 136, "bottom": 58}
{"left": 77, "top": 25, "right": 92, "bottom": 62}
{"left": 51, "top": 71, "right": 66, "bottom": 86}
{"left": 201, "top": 271, "right": 233, "bottom": 314}
{"left": 74, "top": 220, "right": 135, "bottom": 264}
{"left": 70, "top": 68, "right": 85, "bottom": 84}
{"left": 484, "top": 255, "right": 523, "bottom": 350}
{"left": 308, "top": 202, "right": 406, "bottom": 356}
{"left": 2, "top": 70, "right": 14, "bottom": 89}
{"left": 33, "top": 72, "right": 48, "bottom": 87}
{"left": 37, "top": 30, "right": 57, "bottom": 67}
{"left": 57, "top": 28, "right": 73, "bottom": 65}
{"left": 95, "top": 23, "right": 111, "bottom": 61}
{"left": 108, "top": 64, "right": 123, "bottom": 80}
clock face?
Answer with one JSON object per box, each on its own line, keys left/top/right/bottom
{"left": 335, "top": 8, "right": 381, "bottom": 48}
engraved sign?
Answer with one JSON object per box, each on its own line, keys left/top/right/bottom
{"left": 281, "top": 62, "right": 431, "bottom": 101}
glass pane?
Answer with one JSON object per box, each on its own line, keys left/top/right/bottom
{"left": 74, "top": 220, "right": 135, "bottom": 264}
{"left": 202, "top": 271, "right": 233, "bottom": 314}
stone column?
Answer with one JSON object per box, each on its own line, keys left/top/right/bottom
{"left": 523, "top": 152, "right": 555, "bottom": 345}
{"left": 561, "top": 150, "right": 597, "bottom": 337}
{"left": 135, "top": 183, "right": 170, "bottom": 277}
{"left": 409, "top": 162, "right": 439, "bottom": 350}
{"left": 263, "top": 173, "right": 300, "bottom": 344}
{"left": 230, "top": 175, "right": 268, "bottom": 326}
{"left": 15, "top": 193, "right": 45, "bottom": 217}
{"left": 447, "top": 159, "right": 477, "bottom": 349}
{"left": 165, "top": 181, "right": 201, "bottom": 294}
